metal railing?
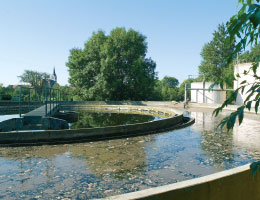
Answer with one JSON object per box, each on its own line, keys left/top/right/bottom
{"left": 18, "top": 86, "right": 61, "bottom": 117}
{"left": 44, "top": 88, "right": 61, "bottom": 116}
{"left": 19, "top": 86, "right": 42, "bottom": 117}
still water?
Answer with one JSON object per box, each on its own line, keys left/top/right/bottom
{"left": 0, "top": 114, "right": 20, "bottom": 123}
{"left": 69, "top": 112, "right": 163, "bottom": 129}
{"left": 0, "top": 111, "right": 260, "bottom": 199}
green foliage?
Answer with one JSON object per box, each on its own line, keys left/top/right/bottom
{"left": 67, "top": 27, "right": 157, "bottom": 101}
{"left": 0, "top": 85, "right": 15, "bottom": 101}
{"left": 198, "top": 23, "right": 236, "bottom": 88}
{"left": 161, "top": 76, "right": 179, "bottom": 88}
{"left": 239, "top": 43, "right": 260, "bottom": 62}
{"left": 52, "top": 83, "right": 75, "bottom": 101}
{"left": 153, "top": 76, "right": 182, "bottom": 101}
{"left": 214, "top": 0, "right": 260, "bottom": 131}
{"left": 179, "top": 78, "right": 198, "bottom": 101}
{"left": 18, "top": 70, "right": 50, "bottom": 99}
{"left": 1, "top": 94, "right": 12, "bottom": 100}
{"left": 70, "top": 112, "right": 155, "bottom": 129}
{"left": 18, "top": 70, "right": 50, "bottom": 88}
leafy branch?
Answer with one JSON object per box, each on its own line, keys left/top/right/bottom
{"left": 214, "top": 0, "right": 260, "bottom": 130}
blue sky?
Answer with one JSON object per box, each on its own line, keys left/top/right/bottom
{"left": 0, "top": 0, "right": 238, "bottom": 86}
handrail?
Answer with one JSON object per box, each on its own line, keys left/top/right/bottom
{"left": 44, "top": 88, "right": 61, "bottom": 116}
{"left": 19, "top": 86, "right": 40, "bottom": 117}
{"left": 18, "top": 86, "right": 61, "bottom": 117}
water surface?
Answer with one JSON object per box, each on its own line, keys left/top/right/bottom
{"left": 0, "top": 111, "right": 260, "bottom": 199}
{"left": 0, "top": 114, "right": 20, "bottom": 123}
{"left": 70, "top": 111, "right": 163, "bottom": 129}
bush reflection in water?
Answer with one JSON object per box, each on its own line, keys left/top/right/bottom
{"left": 69, "top": 111, "right": 162, "bottom": 129}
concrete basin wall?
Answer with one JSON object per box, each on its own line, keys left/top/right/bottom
{"left": 104, "top": 164, "right": 260, "bottom": 200}
{"left": 0, "top": 104, "right": 194, "bottom": 146}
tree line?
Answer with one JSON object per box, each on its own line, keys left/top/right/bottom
{"left": 0, "top": 70, "right": 73, "bottom": 102}
{"left": 2, "top": 22, "right": 260, "bottom": 103}
{"left": 0, "top": 72, "right": 187, "bottom": 102}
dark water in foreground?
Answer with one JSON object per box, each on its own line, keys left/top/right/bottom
{"left": 0, "top": 111, "right": 260, "bottom": 199}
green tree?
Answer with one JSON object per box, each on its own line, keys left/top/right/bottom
{"left": 161, "top": 76, "right": 179, "bottom": 100}
{"left": 18, "top": 70, "right": 50, "bottom": 88}
{"left": 239, "top": 43, "right": 260, "bottom": 63}
{"left": 66, "top": 27, "right": 157, "bottom": 101}
{"left": 213, "top": 0, "right": 260, "bottom": 175}
{"left": 0, "top": 85, "right": 13, "bottom": 100}
{"left": 153, "top": 76, "right": 180, "bottom": 101}
{"left": 214, "top": 0, "right": 260, "bottom": 132}
{"left": 161, "top": 76, "right": 179, "bottom": 89}
{"left": 52, "top": 83, "right": 74, "bottom": 101}
{"left": 18, "top": 70, "right": 50, "bottom": 99}
{"left": 198, "top": 23, "right": 236, "bottom": 88}
{"left": 177, "top": 78, "right": 197, "bottom": 101}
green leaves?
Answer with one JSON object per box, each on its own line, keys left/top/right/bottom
{"left": 214, "top": 1, "right": 260, "bottom": 130}
{"left": 66, "top": 27, "right": 157, "bottom": 101}
{"left": 216, "top": 105, "right": 245, "bottom": 130}
{"left": 238, "top": 106, "right": 245, "bottom": 124}
{"left": 198, "top": 24, "right": 235, "bottom": 88}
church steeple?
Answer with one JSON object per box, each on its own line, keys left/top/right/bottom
{"left": 52, "top": 67, "right": 57, "bottom": 83}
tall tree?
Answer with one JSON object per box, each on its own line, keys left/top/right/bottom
{"left": 67, "top": 27, "right": 157, "bottom": 101}
{"left": 18, "top": 70, "right": 50, "bottom": 98}
{"left": 212, "top": 0, "right": 260, "bottom": 174}
{"left": 161, "top": 76, "right": 179, "bottom": 88}
{"left": 198, "top": 23, "right": 236, "bottom": 87}
{"left": 18, "top": 70, "right": 50, "bottom": 88}
{"left": 155, "top": 76, "right": 180, "bottom": 101}
{"left": 239, "top": 43, "right": 260, "bottom": 63}
{"left": 214, "top": 0, "right": 260, "bottom": 131}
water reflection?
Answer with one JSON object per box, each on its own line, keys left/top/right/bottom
{"left": 0, "top": 111, "right": 260, "bottom": 199}
{"left": 70, "top": 112, "right": 160, "bottom": 129}
{"left": 0, "top": 145, "right": 68, "bottom": 160}
{"left": 190, "top": 112, "right": 234, "bottom": 169}
{"left": 190, "top": 111, "right": 260, "bottom": 169}
{"left": 71, "top": 137, "right": 153, "bottom": 179}
{"left": 0, "top": 114, "right": 20, "bottom": 123}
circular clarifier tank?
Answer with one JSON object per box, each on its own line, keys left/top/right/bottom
{"left": 0, "top": 105, "right": 260, "bottom": 199}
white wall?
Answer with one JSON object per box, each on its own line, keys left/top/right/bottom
{"left": 190, "top": 82, "right": 226, "bottom": 104}
{"left": 234, "top": 63, "right": 260, "bottom": 106}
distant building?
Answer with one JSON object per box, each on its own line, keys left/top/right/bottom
{"left": 10, "top": 84, "right": 30, "bottom": 89}
{"left": 45, "top": 67, "right": 57, "bottom": 88}
{"left": 234, "top": 63, "right": 260, "bottom": 105}
{"left": 190, "top": 82, "right": 226, "bottom": 104}
{"left": 51, "top": 67, "right": 57, "bottom": 83}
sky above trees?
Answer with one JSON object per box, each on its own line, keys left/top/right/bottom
{"left": 0, "top": 0, "right": 238, "bottom": 86}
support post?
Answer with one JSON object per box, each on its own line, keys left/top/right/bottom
{"left": 56, "top": 89, "right": 58, "bottom": 106}
{"left": 19, "top": 86, "right": 22, "bottom": 118}
{"left": 203, "top": 78, "right": 206, "bottom": 103}
{"left": 49, "top": 89, "right": 51, "bottom": 115}
{"left": 184, "top": 83, "right": 187, "bottom": 103}
{"left": 28, "top": 88, "right": 31, "bottom": 112}
{"left": 196, "top": 89, "right": 198, "bottom": 102}
{"left": 45, "top": 87, "right": 47, "bottom": 116}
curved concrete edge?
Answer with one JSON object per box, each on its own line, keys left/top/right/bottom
{"left": 102, "top": 164, "right": 260, "bottom": 200}
{"left": 187, "top": 102, "right": 260, "bottom": 115}
{"left": 61, "top": 104, "right": 183, "bottom": 116}
{"left": 0, "top": 105, "right": 194, "bottom": 146}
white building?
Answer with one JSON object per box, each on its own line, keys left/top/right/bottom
{"left": 190, "top": 82, "right": 226, "bottom": 104}
{"left": 234, "top": 63, "right": 260, "bottom": 105}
